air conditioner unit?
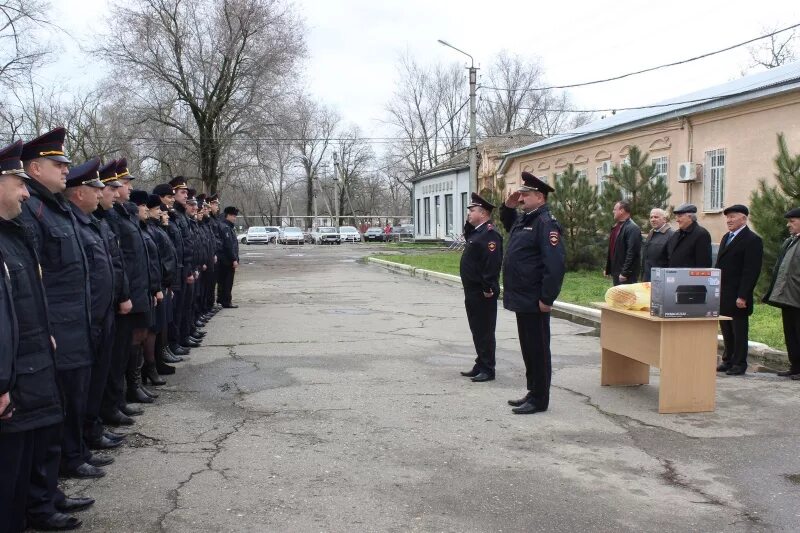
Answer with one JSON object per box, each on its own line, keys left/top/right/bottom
{"left": 678, "top": 162, "right": 702, "bottom": 182}
{"left": 600, "top": 160, "right": 613, "bottom": 176}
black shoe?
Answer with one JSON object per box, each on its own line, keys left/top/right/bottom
{"left": 101, "top": 409, "right": 135, "bottom": 426}
{"left": 127, "top": 385, "right": 155, "bottom": 404}
{"left": 119, "top": 403, "right": 144, "bottom": 416}
{"left": 460, "top": 368, "right": 479, "bottom": 378}
{"left": 512, "top": 400, "right": 547, "bottom": 415}
{"left": 471, "top": 372, "right": 495, "bottom": 382}
{"left": 188, "top": 335, "right": 203, "bottom": 344}
{"left": 181, "top": 339, "right": 200, "bottom": 348}
{"left": 143, "top": 363, "right": 167, "bottom": 386}
{"left": 170, "top": 344, "right": 190, "bottom": 355}
{"left": 140, "top": 384, "right": 159, "bottom": 399}
{"left": 162, "top": 350, "right": 182, "bottom": 363}
{"left": 508, "top": 392, "right": 534, "bottom": 407}
{"left": 194, "top": 321, "right": 206, "bottom": 329}
{"left": 192, "top": 330, "right": 207, "bottom": 338}
{"left": 104, "top": 430, "right": 128, "bottom": 442}
{"left": 726, "top": 366, "right": 746, "bottom": 375}
{"left": 157, "top": 360, "right": 177, "bottom": 374}
{"left": 716, "top": 363, "right": 731, "bottom": 372}
{"left": 27, "top": 512, "right": 82, "bottom": 531}
{"left": 222, "top": 304, "right": 238, "bottom": 308}
{"left": 777, "top": 369, "right": 800, "bottom": 377}
{"left": 792, "top": 374, "right": 800, "bottom": 381}
{"left": 89, "top": 436, "right": 123, "bottom": 450}
{"left": 62, "top": 463, "right": 105, "bottom": 479}
{"left": 87, "top": 454, "right": 114, "bottom": 467}
{"left": 55, "top": 496, "right": 95, "bottom": 514}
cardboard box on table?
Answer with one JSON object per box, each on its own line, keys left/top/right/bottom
{"left": 649, "top": 268, "right": 721, "bottom": 318}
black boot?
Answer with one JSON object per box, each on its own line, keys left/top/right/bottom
{"left": 140, "top": 383, "right": 159, "bottom": 399}
{"left": 126, "top": 347, "right": 154, "bottom": 404}
{"left": 143, "top": 362, "right": 166, "bottom": 385}
{"left": 156, "top": 360, "right": 176, "bottom": 375}
{"left": 119, "top": 403, "right": 143, "bottom": 416}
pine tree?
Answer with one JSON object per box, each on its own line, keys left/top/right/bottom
{"left": 550, "top": 164, "right": 602, "bottom": 270}
{"left": 750, "top": 133, "right": 800, "bottom": 294}
{"left": 480, "top": 177, "right": 508, "bottom": 240}
{"left": 597, "top": 146, "right": 670, "bottom": 230}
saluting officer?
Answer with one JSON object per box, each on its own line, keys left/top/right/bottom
{"left": 217, "top": 206, "right": 240, "bottom": 308}
{"left": 458, "top": 193, "right": 503, "bottom": 383}
{"left": 1, "top": 139, "right": 90, "bottom": 531}
{"left": 62, "top": 159, "right": 122, "bottom": 467}
{"left": 500, "top": 172, "right": 566, "bottom": 415}
{"left": 18, "top": 129, "right": 102, "bottom": 480}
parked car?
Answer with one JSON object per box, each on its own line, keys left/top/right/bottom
{"left": 338, "top": 225, "right": 362, "bottom": 243}
{"left": 237, "top": 232, "right": 248, "bottom": 244}
{"left": 363, "top": 227, "right": 385, "bottom": 242}
{"left": 246, "top": 226, "right": 272, "bottom": 245}
{"left": 312, "top": 226, "right": 342, "bottom": 245}
{"left": 390, "top": 224, "right": 415, "bottom": 238}
{"left": 278, "top": 226, "right": 305, "bottom": 245}
{"left": 263, "top": 226, "right": 280, "bottom": 243}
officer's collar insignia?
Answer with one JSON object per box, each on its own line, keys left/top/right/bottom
{"left": 549, "top": 231, "right": 560, "bottom": 246}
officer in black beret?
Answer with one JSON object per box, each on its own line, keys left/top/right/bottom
{"left": 458, "top": 193, "right": 503, "bottom": 382}
{"left": 664, "top": 203, "right": 712, "bottom": 268}
{"left": 1, "top": 140, "right": 88, "bottom": 531}
{"left": 217, "top": 206, "right": 240, "bottom": 308}
{"left": 500, "top": 172, "right": 566, "bottom": 414}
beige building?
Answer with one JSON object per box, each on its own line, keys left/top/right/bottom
{"left": 498, "top": 61, "right": 800, "bottom": 241}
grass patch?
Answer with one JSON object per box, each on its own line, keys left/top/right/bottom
{"left": 369, "top": 251, "right": 787, "bottom": 350}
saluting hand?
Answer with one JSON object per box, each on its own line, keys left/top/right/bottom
{"left": 505, "top": 191, "right": 521, "bottom": 208}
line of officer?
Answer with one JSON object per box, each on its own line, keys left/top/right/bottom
{"left": 500, "top": 172, "right": 566, "bottom": 415}
{"left": 458, "top": 193, "right": 503, "bottom": 383}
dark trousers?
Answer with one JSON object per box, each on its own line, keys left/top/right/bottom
{"left": 720, "top": 314, "right": 749, "bottom": 370}
{"left": 103, "top": 313, "right": 134, "bottom": 412}
{"left": 217, "top": 263, "right": 235, "bottom": 306}
{"left": 180, "top": 282, "right": 195, "bottom": 341}
{"left": 783, "top": 306, "right": 800, "bottom": 372}
{"left": 0, "top": 423, "right": 62, "bottom": 528}
{"left": 464, "top": 291, "right": 498, "bottom": 374}
{"left": 58, "top": 366, "right": 91, "bottom": 471}
{"left": 84, "top": 311, "right": 114, "bottom": 449}
{"left": 515, "top": 312, "right": 552, "bottom": 407}
{"left": 168, "top": 284, "right": 184, "bottom": 345}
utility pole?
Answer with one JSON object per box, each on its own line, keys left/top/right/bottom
{"left": 332, "top": 152, "right": 340, "bottom": 230}
{"left": 438, "top": 39, "right": 478, "bottom": 196}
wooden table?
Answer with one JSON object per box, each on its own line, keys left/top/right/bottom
{"left": 597, "top": 304, "right": 730, "bottom": 414}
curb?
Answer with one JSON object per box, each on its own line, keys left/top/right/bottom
{"left": 365, "top": 256, "right": 790, "bottom": 369}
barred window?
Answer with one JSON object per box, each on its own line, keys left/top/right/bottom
{"left": 652, "top": 156, "right": 668, "bottom": 184}
{"left": 703, "top": 149, "right": 725, "bottom": 211}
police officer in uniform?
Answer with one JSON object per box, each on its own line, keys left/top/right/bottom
{"left": 1, "top": 139, "right": 89, "bottom": 531}
{"left": 500, "top": 172, "right": 566, "bottom": 414}
{"left": 217, "top": 206, "right": 240, "bottom": 308}
{"left": 62, "top": 159, "right": 122, "bottom": 465}
{"left": 168, "top": 176, "right": 199, "bottom": 351}
{"left": 458, "top": 193, "right": 503, "bottom": 382}
{"left": 19, "top": 129, "right": 103, "bottom": 479}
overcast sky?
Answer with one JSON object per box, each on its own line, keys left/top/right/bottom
{"left": 44, "top": 0, "right": 800, "bottom": 143}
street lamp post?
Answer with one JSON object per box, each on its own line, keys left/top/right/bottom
{"left": 438, "top": 39, "right": 478, "bottom": 198}
{"left": 332, "top": 153, "right": 340, "bottom": 230}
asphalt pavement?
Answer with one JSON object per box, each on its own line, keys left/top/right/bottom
{"left": 62, "top": 242, "right": 800, "bottom": 532}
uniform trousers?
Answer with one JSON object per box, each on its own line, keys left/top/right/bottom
{"left": 180, "top": 282, "right": 195, "bottom": 341}
{"left": 515, "top": 311, "right": 552, "bottom": 406}
{"left": 464, "top": 291, "right": 498, "bottom": 374}
{"left": 58, "top": 367, "right": 92, "bottom": 471}
{"left": 168, "top": 284, "right": 184, "bottom": 345}
{"left": 217, "top": 263, "right": 235, "bottom": 306}
{"left": 0, "top": 423, "right": 61, "bottom": 530}
{"left": 103, "top": 313, "right": 134, "bottom": 413}
{"left": 720, "top": 315, "right": 749, "bottom": 369}
{"left": 84, "top": 310, "right": 115, "bottom": 449}
{"left": 783, "top": 306, "right": 800, "bottom": 372}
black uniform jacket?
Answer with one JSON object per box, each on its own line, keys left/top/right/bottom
{"left": 172, "top": 203, "right": 196, "bottom": 278}
{"left": 70, "top": 203, "right": 114, "bottom": 327}
{"left": 460, "top": 221, "right": 502, "bottom": 295}
{"left": 20, "top": 180, "right": 92, "bottom": 370}
{"left": 0, "top": 218, "right": 62, "bottom": 433}
{"left": 106, "top": 202, "right": 151, "bottom": 313}
{"left": 95, "top": 207, "right": 128, "bottom": 306}
{"left": 500, "top": 203, "right": 566, "bottom": 313}
{"left": 138, "top": 217, "right": 161, "bottom": 297}
{"left": 605, "top": 218, "right": 642, "bottom": 279}
{"left": 147, "top": 218, "right": 178, "bottom": 290}
{"left": 714, "top": 225, "right": 763, "bottom": 316}
{"left": 219, "top": 219, "right": 239, "bottom": 265}
{"left": 665, "top": 220, "right": 712, "bottom": 268}
{"left": 165, "top": 211, "right": 185, "bottom": 285}
{"left": 1, "top": 246, "right": 17, "bottom": 397}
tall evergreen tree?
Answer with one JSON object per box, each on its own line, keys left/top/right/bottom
{"left": 750, "top": 133, "right": 800, "bottom": 294}
{"left": 550, "top": 164, "right": 602, "bottom": 270}
{"left": 480, "top": 177, "right": 508, "bottom": 240}
{"left": 598, "top": 146, "right": 670, "bottom": 230}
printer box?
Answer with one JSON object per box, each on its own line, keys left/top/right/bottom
{"left": 650, "top": 268, "right": 721, "bottom": 318}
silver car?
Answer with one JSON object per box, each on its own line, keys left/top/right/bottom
{"left": 338, "top": 225, "right": 362, "bottom": 243}
{"left": 279, "top": 226, "right": 305, "bottom": 245}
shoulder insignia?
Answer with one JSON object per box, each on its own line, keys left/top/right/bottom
{"left": 488, "top": 241, "right": 497, "bottom": 252}
{"left": 549, "top": 231, "right": 560, "bottom": 246}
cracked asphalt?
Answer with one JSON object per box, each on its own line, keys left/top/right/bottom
{"left": 61, "top": 243, "right": 800, "bottom": 532}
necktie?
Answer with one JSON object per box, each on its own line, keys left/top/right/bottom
{"left": 726, "top": 232, "right": 735, "bottom": 246}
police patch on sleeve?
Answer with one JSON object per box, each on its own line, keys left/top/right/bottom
{"left": 549, "top": 231, "right": 560, "bottom": 246}
{"left": 488, "top": 241, "right": 497, "bottom": 252}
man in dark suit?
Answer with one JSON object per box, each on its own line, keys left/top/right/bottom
{"left": 604, "top": 200, "right": 641, "bottom": 285}
{"left": 665, "top": 203, "right": 712, "bottom": 268}
{"left": 714, "top": 205, "right": 763, "bottom": 376}
{"left": 641, "top": 208, "right": 673, "bottom": 282}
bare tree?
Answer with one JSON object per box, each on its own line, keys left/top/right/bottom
{"left": 748, "top": 28, "right": 797, "bottom": 69}
{"left": 0, "top": 0, "right": 50, "bottom": 88}
{"left": 329, "top": 125, "right": 373, "bottom": 221}
{"left": 99, "top": 0, "right": 306, "bottom": 193}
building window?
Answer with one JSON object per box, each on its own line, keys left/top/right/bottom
{"left": 423, "top": 197, "right": 431, "bottom": 235}
{"left": 576, "top": 169, "right": 587, "bottom": 180}
{"left": 445, "top": 194, "right": 453, "bottom": 236}
{"left": 596, "top": 166, "right": 608, "bottom": 195}
{"left": 434, "top": 196, "right": 441, "bottom": 237}
{"left": 416, "top": 198, "right": 421, "bottom": 234}
{"left": 704, "top": 149, "right": 725, "bottom": 211}
{"left": 652, "top": 156, "right": 668, "bottom": 185}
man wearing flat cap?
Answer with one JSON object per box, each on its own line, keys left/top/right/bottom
{"left": 217, "top": 206, "right": 240, "bottom": 308}
{"left": 500, "top": 172, "right": 566, "bottom": 414}
{"left": 664, "top": 203, "right": 712, "bottom": 268}
{"left": 714, "top": 204, "right": 763, "bottom": 376}
{"left": 764, "top": 207, "right": 800, "bottom": 380}
{"left": 459, "top": 193, "right": 503, "bottom": 382}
